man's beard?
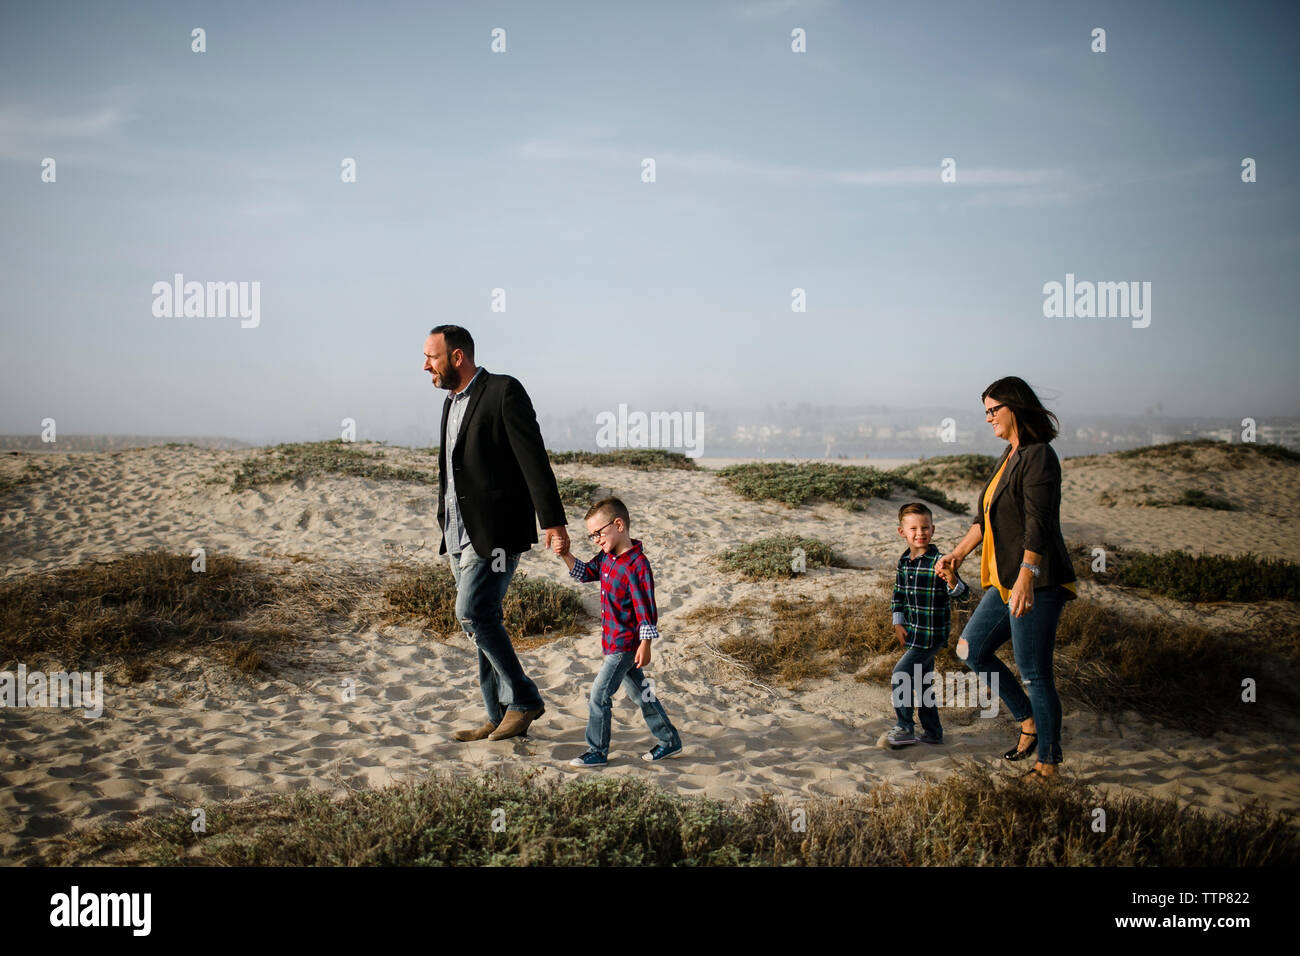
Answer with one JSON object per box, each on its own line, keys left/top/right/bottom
{"left": 439, "top": 365, "right": 462, "bottom": 391}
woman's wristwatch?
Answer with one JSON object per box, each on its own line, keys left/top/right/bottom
{"left": 1020, "top": 562, "right": 1040, "bottom": 578}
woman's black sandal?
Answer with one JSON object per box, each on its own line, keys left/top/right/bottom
{"left": 1004, "top": 730, "right": 1037, "bottom": 761}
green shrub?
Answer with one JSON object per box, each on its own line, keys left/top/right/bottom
{"left": 716, "top": 462, "right": 967, "bottom": 514}
{"left": 1169, "top": 489, "right": 1234, "bottom": 510}
{"left": 1112, "top": 439, "right": 1300, "bottom": 466}
{"left": 548, "top": 449, "right": 700, "bottom": 470}
{"left": 891, "top": 454, "right": 1000, "bottom": 485}
{"left": 717, "top": 535, "right": 853, "bottom": 580}
{"left": 1077, "top": 547, "right": 1300, "bottom": 603}
{"left": 555, "top": 477, "right": 602, "bottom": 508}
{"left": 231, "top": 440, "right": 438, "bottom": 490}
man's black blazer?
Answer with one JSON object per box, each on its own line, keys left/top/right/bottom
{"left": 973, "top": 441, "right": 1077, "bottom": 596}
{"left": 437, "top": 369, "right": 567, "bottom": 558}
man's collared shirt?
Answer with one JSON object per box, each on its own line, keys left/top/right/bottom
{"left": 442, "top": 367, "right": 484, "bottom": 554}
{"left": 891, "top": 543, "right": 969, "bottom": 650}
{"left": 569, "top": 538, "right": 660, "bottom": 655}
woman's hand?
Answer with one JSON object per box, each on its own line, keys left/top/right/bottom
{"left": 1009, "top": 571, "right": 1035, "bottom": 618}
{"left": 937, "top": 551, "right": 963, "bottom": 577}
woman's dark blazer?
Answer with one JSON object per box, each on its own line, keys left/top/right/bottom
{"left": 437, "top": 369, "right": 567, "bottom": 559}
{"left": 973, "top": 441, "right": 1077, "bottom": 597}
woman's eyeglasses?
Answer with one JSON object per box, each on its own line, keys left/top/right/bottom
{"left": 984, "top": 403, "right": 1007, "bottom": 419}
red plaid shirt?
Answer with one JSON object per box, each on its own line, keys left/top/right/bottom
{"left": 569, "top": 538, "right": 660, "bottom": 655}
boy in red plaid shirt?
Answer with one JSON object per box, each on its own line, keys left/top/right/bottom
{"left": 554, "top": 496, "right": 682, "bottom": 767}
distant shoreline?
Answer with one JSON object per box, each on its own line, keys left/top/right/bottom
{"left": 0, "top": 438, "right": 920, "bottom": 468}
{"left": 695, "top": 456, "right": 920, "bottom": 470}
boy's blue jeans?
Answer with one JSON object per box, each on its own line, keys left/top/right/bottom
{"left": 958, "top": 585, "right": 1067, "bottom": 764}
{"left": 448, "top": 547, "right": 544, "bottom": 723}
{"left": 891, "top": 644, "right": 943, "bottom": 739}
{"left": 585, "top": 650, "right": 679, "bottom": 758}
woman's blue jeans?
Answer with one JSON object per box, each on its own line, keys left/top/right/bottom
{"left": 448, "top": 547, "right": 544, "bottom": 723}
{"left": 585, "top": 651, "right": 679, "bottom": 758}
{"left": 959, "top": 586, "right": 1067, "bottom": 764}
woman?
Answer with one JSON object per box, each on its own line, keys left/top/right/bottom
{"left": 938, "top": 377, "right": 1077, "bottom": 780}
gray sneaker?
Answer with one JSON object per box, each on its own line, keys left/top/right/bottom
{"left": 917, "top": 730, "right": 944, "bottom": 745}
{"left": 886, "top": 726, "right": 917, "bottom": 748}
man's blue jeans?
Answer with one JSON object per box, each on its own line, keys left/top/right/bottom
{"left": 892, "top": 644, "right": 943, "bottom": 739}
{"left": 448, "top": 548, "right": 543, "bottom": 723}
{"left": 585, "top": 650, "right": 679, "bottom": 758}
{"left": 958, "top": 585, "right": 1067, "bottom": 764}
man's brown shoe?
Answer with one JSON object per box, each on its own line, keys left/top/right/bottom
{"left": 453, "top": 721, "right": 498, "bottom": 742}
{"left": 487, "top": 706, "right": 545, "bottom": 740}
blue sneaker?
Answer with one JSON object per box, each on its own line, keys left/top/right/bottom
{"left": 569, "top": 751, "right": 608, "bottom": 767}
{"left": 642, "top": 739, "right": 683, "bottom": 762}
{"left": 886, "top": 726, "right": 917, "bottom": 748}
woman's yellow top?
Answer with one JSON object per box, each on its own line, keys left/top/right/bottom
{"left": 980, "top": 452, "right": 1078, "bottom": 603}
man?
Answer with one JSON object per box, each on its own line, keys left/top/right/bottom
{"left": 423, "top": 325, "right": 569, "bottom": 741}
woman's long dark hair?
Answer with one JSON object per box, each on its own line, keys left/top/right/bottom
{"left": 983, "top": 376, "right": 1059, "bottom": 444}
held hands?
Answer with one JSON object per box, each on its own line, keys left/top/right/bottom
{"left": 935, "top": 562, "right": 958, "bottom": 587}
{"left": 545, "top": 525, "right": 570, "bottom": 558}
{"left": 936, "top": 552, "right": 962, "bottom": 577}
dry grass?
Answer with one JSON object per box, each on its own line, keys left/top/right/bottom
{"left": 41, "top": 762, "right": 1297, "bottom": 867}
{"left": 714, "top": 594, "right": 974, "bottom": 685}
{"left": 0, "top": 552, "right": 374, "bottom": 682}
{"left": 382, "top": 562, "right": 589, "bottom": 645}
{"left": 1053, "top": 600, "right": 1300, "bottom": 734}
{"left": 703, "top": 589, "right": 1298, "bottom": 734}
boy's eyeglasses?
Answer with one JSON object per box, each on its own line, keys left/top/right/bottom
{"left": 587, "top": 519, "right": 618, "bottom": 541}
{"left": 984, "top": 403, "right": 1007, "bottom": 419}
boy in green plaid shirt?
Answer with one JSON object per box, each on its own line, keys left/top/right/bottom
{"left": 888, "top": 502, "right": 969, "bottom": 747}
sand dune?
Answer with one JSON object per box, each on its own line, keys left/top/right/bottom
{"left": 1, "top": 442, "right": 1297, "bottom": 863}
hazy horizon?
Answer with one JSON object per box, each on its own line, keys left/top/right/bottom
{"left": 3, "top": 0, "right": 1298, "bottom": 449}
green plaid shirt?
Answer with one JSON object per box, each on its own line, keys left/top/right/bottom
{"left": 891, "top": 544, "right": 969, "bottom": 650}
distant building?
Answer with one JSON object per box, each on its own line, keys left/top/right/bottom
{"left": 1258, "top": 424, "right": 1300, "bottom": 448}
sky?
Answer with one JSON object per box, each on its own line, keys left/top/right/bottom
{"left": 1, "top": 0, "right": 1297, "bottom": 447}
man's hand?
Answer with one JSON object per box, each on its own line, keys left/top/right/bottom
{"left": 544, "top": 526, "right": 569, "bottom": 557}
{"left": 635, "top": 639, "right": 652, "bottom": 669}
